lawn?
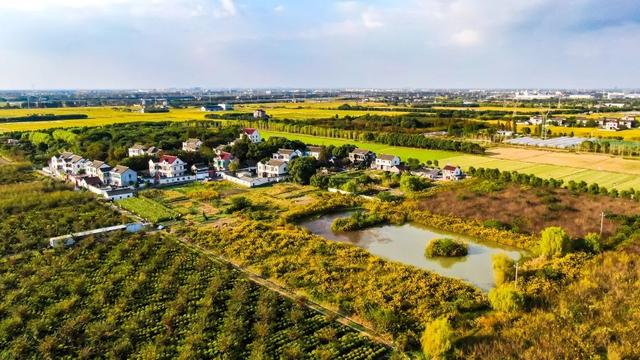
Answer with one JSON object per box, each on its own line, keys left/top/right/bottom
{"left": 263, "top": 130, "right": 640, "bottom": 191}
{"left": 117, "top": 196, "right": 179, "bottom": 223}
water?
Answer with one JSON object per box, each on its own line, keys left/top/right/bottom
{"left": 300, "top": 212, "right": 524, "bottom": 291}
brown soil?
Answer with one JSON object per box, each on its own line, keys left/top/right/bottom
{"left": 417, "top": 183, "right": 640, "bottom": 239}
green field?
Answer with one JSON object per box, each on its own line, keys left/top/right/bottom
{"left": 117, "top": 196, "right": 179, "bottom": 223}
{"left": 262, "top": 130, "right": 640, "bottom": 191}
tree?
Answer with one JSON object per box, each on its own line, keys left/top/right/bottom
{"left": 228, "top": 160, "right": 239, "bottom": 174}
{"left": 421, "top": 317, "right": 454, "bottom": 359}
{"left": 288, "top": 157, "right": 317, "bottom": 185}
{"left": 399, "top": 174, "right": 430, "bottom": 193}
{"left": 583, "top": 233, "right": 601, "bottom": 254}
{"left": 539, "top": 226, "right": 571, "bottom": 258}
{"left": 488, "top": 285, "right": 524, "bottom": 312}
{"left": 492, "top": 253, "right": 515, "bottom": 286}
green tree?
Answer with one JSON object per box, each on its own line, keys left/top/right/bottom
{"left": 421, "top": 317, "right": 454, "bottom": 359}
{"left": 288, "top": 157, "right": 317, "bottom": 185}
{"left": 539, "top": 226, "right": 571, "bottom": 258}
{"left": 488, "top": 285, "right": 524, "bottom": 312}
{"left": 583, "top": 233, "right": 601, "bottom": 254}
{"left": 492, "top": 253, "right": 515, "bottom": 286}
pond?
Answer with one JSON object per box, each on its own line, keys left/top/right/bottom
{"left": 300, "top": 212, "right": 524, "bottom": 291}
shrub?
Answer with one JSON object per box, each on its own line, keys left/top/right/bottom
{"left": 421, "top": 317, "right": 454, "bottom": 358}
{"left": 226, "top": 196, "right": 251, "bottom": 213}
{"left": 492, "top": 253, "right": 515, "bottom": 286}
{"left": 583, "top": 232, "right": 601, "bottom": 254}
{"left": 488, "top": 285, "right": 524, "bottom": 313}
{"left": 399, "top": 174, "right": 431, "bottom": 193}
{"left": 539, "top": 226, "right": 571, "bottom": 258}
{"left": 331, "top": 211, "right": 385, "bottom": 232}
{"left": 425, "top": 238, "right": 468, "bottom": 258}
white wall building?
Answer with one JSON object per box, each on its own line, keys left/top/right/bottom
{"left": 373, "top": 154, "right": 400, "bottom": 171}
{"left": 110, "top": 165, "right": 137, "bottom": 187}
{"left": 149, "top": 155, "right": 187, "bottom": 178}
{"left": 258, "top": 159, "right": 288, "bottom": 178}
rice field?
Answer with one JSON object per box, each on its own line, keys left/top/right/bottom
{"left": 262, "top": 130, "right": 640, "bottom": 191}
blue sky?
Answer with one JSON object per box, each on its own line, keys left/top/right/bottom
{"left": 1, "top": 0, "right": 639, "bottom": 89}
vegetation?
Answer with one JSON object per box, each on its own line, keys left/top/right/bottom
{"left": 117, "top": 196, "right": 180, "bottom": 223}
{"left": 425, "top": 238, "right": 469, "bottom": 258}
{"left": 539, "top": 226, "right": 571, "bottom": 258}
{"left": 421, "top": 318, "right": 454, "bottom": 359}
{"left": 0, "top": 233, "right": 390, "bottom": 359}
{"left": 487, "top": 285, "right": 524, "bottom": 312}
{"left": 331, "top": 211, "right": 386, "bottom": 232}
{"left": 492, "top": 253, "right": 515, "bottom": 286}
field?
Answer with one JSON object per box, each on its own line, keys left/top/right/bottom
{"left": 432, "top": 105, "right": 562, "bottom": 113}
{"left": 262, "top": 130, "right": 640, "bottom": 191}
{"left": 0, "top": 104, "right": 408, "bottom": 132}
{"left": 0, "top": 232, "right": 390, "bottom": 359}
{"left": 117, "top": 196, "right": 179, "bottom": 223}
{"left": 518, "top": 124, "right": 640, "bottom": 140}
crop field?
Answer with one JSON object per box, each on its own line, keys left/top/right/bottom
{"left": 541, "top": 125, "right": 640, "bottom": 140}
{"left": 263, "top": 130, "right": 640, "bottom": 191}
{"left": 0, "top": 233, "right": 390, "bottom": 359}
{"left": 237, "top": 100, "right": 390, "bottom": 110}
{"left": 432, "top": 106, "right": 565, "bottom": 113}
{"left": 117, "top": 196, "right": 180, "bottom": 223}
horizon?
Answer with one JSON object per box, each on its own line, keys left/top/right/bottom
{"left": 1, "top": 0, "right": 639, "bottom": 89}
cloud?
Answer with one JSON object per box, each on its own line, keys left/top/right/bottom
{"left": 362, "top": 10, "right": 384, "bottom": 29}
{"left": 215, "top": 0, "right": 237, "bottom": 17}
{"left": 274, "top": 4, "right": 285, "bottom": 13}
{"left": 451, "top": 29, "right": 481, "bottom": 46}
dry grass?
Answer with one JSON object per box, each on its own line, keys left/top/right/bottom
{"left": 417, "top": 180, "right": 640, "bottom": 239}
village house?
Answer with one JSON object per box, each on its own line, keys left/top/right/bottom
{"left": 550, "top": 117, "right": 567, "bottom": 126}
{"left": 110, "top": 165, "right": 137, "bottom": 187}
{"left": 128, "top": 144, "right": 161, "bottom": 157}
{"left": 85, "top": 160, "right": 112, "bottom": 184}
{"left": 149, "top": 155, "right": 187, "bottom": 178}
{"left": 201, "top": 104, "right": 223, "bottom": 111}
{"left": 273, "top": 149, "right": 303, "bottom": 162}
{"left": 80, "top": 176, "right": 104, "bottom": 189}
{"left": 253, "top": 109, "right": 267, "bottom": 119}
{"left": 526, "top": 115, "right": 544, "bottom": 125}
{"left": 191, "top": 163, "right": 211, "bottom": 180}
{"left": 442, "top": 165, "right": 464, "bottom": 180}
{"left": 239, "top": 128, "right": 262, "bottom": 143}
{"left": 305, "top": 146, "right": 323, "bottom": 160}
{"left": 218, "top": 103, "right": 234, "bottom": 111}
{"left": 412, "top": 168, "right": 441, "bottom": 180}
{"left": 373, "top": 154, "right": 401, "bottom": 171}
{"left": 388, "top": 164, "right": 410, "bottom": 175}
{"left": 348, "top": 148, "right": 375, "bottom": 163}
{"left": 257, "top": 159, "right": 288, "bottom": 178}
{"left": 213, "top": 151, "right": 235, "bottom": 171}
{"left": 182, "top": 138, "right": 203, "bottom": 152}
{"left": 49, "top": 152, "right": 89, "bottom": 176}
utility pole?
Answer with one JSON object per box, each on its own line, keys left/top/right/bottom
{"left": 514, "top": 262, "right": 519, "bottom": 289}
{"left": 600, "top": 211, "right": 604, "bottom": 237}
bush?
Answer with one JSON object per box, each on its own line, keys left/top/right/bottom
{"left": 226, "top": 196, "right": 252, "bottom": 213}
{"left": 583, "top": 233, "right": 601, "bottom": 254}
{"left": 488, "top": 285, "right": 524, "bottom": 312}
{"left": 492, "top": 253, "right": 515, "bottom": 286}
{"left": 539, "top": 226, "right": 571, "bottom": 258}
{"left": 425, "top": 238, "right": 468, "bottom": 258}
{"left": 399, "top": 174, "right": 431, "bottom": 193}
{"left": 331, "top": 211, "right": 386, "bottom": 232}
{"left": 421, "top": 317, "right": 454, "bottom": 358}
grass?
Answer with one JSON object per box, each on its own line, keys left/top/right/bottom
{"left": 262, "top": 130, "right": 640, "bottom": 191}
{"left": 518, "top": 125, "right": 640, "bottom": 140}
{"left": 117, "top": 196, "right": 179, "bottom": 223}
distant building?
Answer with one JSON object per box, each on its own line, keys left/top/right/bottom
{"left": 149, "top": 155, "right": 187, "bottom": 178}
{"left": 253, "top": 109, "right": 267, "bottom": 119}
{"left": 182, "top": 138, "right": 203, "bottom": 152}
{"left": 240, "top": 128, "right": 261, "bottom": 143}
{"left": 272, "top": 149, "right": 303, "bottom": 162}
{"left": 191, "top": 163, "right": 210, "bottom": 180}
{"left": 306, "top": 146, "right": 323, "bottom": 160}
{"left": 527, "top": 115, "right": 544, "bottom": 125}
{"left": 218, "top": 103, "right": 234, "bottom": 111}
{"left": 442, "top": 165, "right": 464, "bottom": 180}
{"left": 258, "top": 159, "right": 288, "bottom": 178}
{"left": 110, "top": 165, "right": 137, "bottom": 187}
{"left": 128, "top": 144, "right": 161, "bottom": 157}
{"left": 373, "top": 154, "right": 400, "bottom": 171}
{"left": 85, "top": 160, "right": 112, "bottom": 184}
{"left": 213, "top": 151, "right": 234, "bottom": 171}
{"left": 348, "top": 148, "right": 375, "bottom": 163}
{"left": 201, "top": 104, "right": 223, "bottom": 111}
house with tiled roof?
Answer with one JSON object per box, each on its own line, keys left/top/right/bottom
{"left": 373, "top": 154, "right": 400, "bottom": 171}
{"left": 272, "top": 149, "right": 303, "bottom": 162}
{"left": 182, "top": 138, "right": 203, "bottom": 152}
{"left": 348, "top": 148, "right": 375, "bottom": 163}
{"left": 149, "top": 155, "right": 187, "bottom": 178}
{"left": 258, "top": 159, "right": 288, "bottom": 178}
{"left": 110, "top": 165, "right": 137, "bottom": 187}
{"left": 213, "top": 151, "right": 235, "bottom": 171}
{"left": 240, "top": 128, "right": 262, "bottom": 143}
{"left": 442, "top": 165, "right": 464, "bottom": 180}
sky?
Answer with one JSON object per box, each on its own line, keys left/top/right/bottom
{"left": 1, "top": 0, "right": 639, "bottom": 89}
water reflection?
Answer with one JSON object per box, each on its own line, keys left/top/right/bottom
{"left": 300, "top": 212, "right": 524, "bottom": 291}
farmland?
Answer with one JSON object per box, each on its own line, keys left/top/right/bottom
{"left": 262, "top": 130, "right": 640, "bottom": 191}
{"left": 0, "top": 232, "right": 390, "bottom": 359}
{"left": 117, "top": 196, "right": 180, "bottom": 223}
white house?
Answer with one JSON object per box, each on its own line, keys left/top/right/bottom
{"left": 272, "top": 149, "right": 303, "bottom": 162}
{"left": 85, "top": 160, "right": 112, "bottom": 184}
{"left": 258, "top": 159, "right": 288, "bottom": 178}
{"left": 182, "top": 138, "right": 203, "bottom": 152}
{"left": 253, "top": 109, "right": 267, "bottom": 119}
{"left": 110, "top": 165, "right": 137, "bottom": 187}
{"left": 373, "top": 154, "right": 400, "bottom": 171}
{"left": 306, "top": 146, "right": 323, "bottom": 160}
{"left": 50, "top": 152, "right": 89, "bottom": 176}
{"left": 348, "top": 149, "right": 375, "bottom": 163}
{"left": 201, "top": 104, "right": 223, "bottom": 111}
{"left": 191, "top": 163, "right": 210, "bottom": 180}
{"left": 442, "top": 165, "right": 464, "bottom": 180}
{"left": 218, "top": 103, "right": 234, "bottom": 111}
{"left": 103, "top": 188, "right": 135, "bottom": 201}
{"left": 527, "top": 115, "right": 544, "bottom": 125}
{"left": 149, "top": 155, "right": 187, "bottom": 178}
{"left": 240, "top": 128, "right": 262, "bottom": 143}
{"left": 412, "top": 168, "right": 441, "bottom": 180}
{"left": 128, "top": 144, "right": 161, "bottom": 157}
